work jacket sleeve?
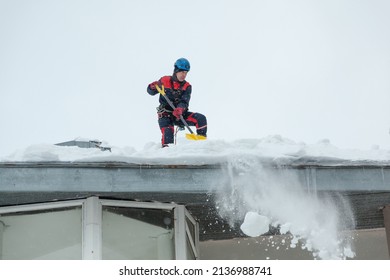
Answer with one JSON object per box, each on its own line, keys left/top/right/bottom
{"left": 147, "top": 81, "right": 159, "bottom": 96}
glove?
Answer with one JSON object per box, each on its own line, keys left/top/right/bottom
{"left": 173, "top": 107, "right": 184, "bottom": 119}
{"left": 149, "top": 81, "right": 159, "bottom": 90}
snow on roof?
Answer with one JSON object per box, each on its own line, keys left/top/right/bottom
{"left": 1, "top": 135, "right": 389, "bottom": 164}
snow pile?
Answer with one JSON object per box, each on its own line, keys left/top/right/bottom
{"left": 1, "top": 135, "right": 390, "bottom": 163}
{"left": 216, "top": 157, "right": 356, "bottom": 260}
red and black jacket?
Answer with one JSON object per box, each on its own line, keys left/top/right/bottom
{"left": 147, "top": 75, "right": 192, "bottom": 112}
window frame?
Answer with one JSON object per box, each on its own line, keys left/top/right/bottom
{"left": 0, "top": 197, "right": 199, "bottom": 260}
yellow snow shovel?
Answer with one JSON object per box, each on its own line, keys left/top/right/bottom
{"left": 155, "top": 84, "right": 207, "bottom": 141}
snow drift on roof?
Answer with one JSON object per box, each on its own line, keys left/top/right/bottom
{"left": 2, "top": 135, "right": 389, "bottom": 165}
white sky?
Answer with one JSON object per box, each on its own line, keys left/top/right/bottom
{"left": 1, "top": 0, "right": 390, "bottom": 157}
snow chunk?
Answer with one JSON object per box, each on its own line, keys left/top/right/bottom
{"left": 240, "top": 212, "right": 270, "bottom": 237}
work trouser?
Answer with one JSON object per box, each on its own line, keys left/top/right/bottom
{"left": 158, "top": 111, "right": 207, "bottom": 145}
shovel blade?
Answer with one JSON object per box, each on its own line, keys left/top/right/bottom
{"left": 185, "top": 134, "right": 207, "bottom": 141}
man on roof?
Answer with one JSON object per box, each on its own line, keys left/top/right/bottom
{"left": 147, "top": 58, "right": 207, "bottom": 147}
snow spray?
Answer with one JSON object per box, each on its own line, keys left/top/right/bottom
{"left": 215, "top": 156, "right": 356, "bottom": 259}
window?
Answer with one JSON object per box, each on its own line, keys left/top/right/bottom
{"left": 102, "top": 206, "right": 175, "bottom": 259}
{"left": 0, "top": 198, "right": 199, "bottom": 260}
{"left": 0, "top": 206, "right": 82, "bottom": 260}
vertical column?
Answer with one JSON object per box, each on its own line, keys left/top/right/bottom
{"left": 185, "top": 209, "right": 199, "bottom": 259}
{"left": 304, "top": 167, "right": 317, "bottom": 194}
{"left": 174, "top": 205, "right": 187, "bottom": 260}
{"left": 0, "top": 221, "right": 4, "bottom": 260}
{"left": 383, "top": 205, "right": 390, "bottom": 258}
{"left": 82, "top": 197, "right": 102, "bottom": 260}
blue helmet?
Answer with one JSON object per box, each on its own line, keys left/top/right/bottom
{"left": 174, "top": 58, "right": 190, "bottom": 72}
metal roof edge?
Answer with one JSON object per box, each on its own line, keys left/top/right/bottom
{"left": 1, "top": 159, "right": 390, "bottom": 169}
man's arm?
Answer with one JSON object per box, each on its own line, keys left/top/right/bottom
{"left": 147, "top": 80, "right": 160, "bottom": 96}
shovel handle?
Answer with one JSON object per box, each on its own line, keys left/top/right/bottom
{"left": 156, "top": 84, "right": 195, "bottom": 134}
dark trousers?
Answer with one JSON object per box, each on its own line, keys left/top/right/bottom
{"left": 158, "top": 111, "right": 207, "bottom": 145}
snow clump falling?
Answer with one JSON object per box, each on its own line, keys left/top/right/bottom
{"left": 216, "top": 156, "right": 356, "bottom": 260}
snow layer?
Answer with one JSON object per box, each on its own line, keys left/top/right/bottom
{"left": 1, "top": 135, "right": 390, "bottom": 164}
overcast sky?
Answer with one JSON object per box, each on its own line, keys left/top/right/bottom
{"left": 1, "top": 0, "right": 389, "bottom": 157}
